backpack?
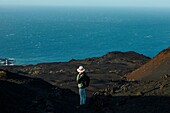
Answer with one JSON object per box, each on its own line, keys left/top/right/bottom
{"left": 83, "top": 74, "right": 90, "bottom": 87}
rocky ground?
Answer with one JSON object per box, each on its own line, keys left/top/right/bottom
{"left": 0, "top": 51, "right": 150, "bottom": 96}
{"left": 89, "top": 76, "right": 170, "bottom": 113}
{"left": 0, "top": 50, "right": 170, "bottom": 113}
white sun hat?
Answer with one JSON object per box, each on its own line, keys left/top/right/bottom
{"left": 77, "top": 66, "right": 85, "bottom": 73}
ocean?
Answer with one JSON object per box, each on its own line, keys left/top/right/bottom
{"left": 0, "top": 6, "right": 170, "bottom": 65}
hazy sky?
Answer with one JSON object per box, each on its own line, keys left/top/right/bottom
{"left": 0, "top": 0, "right": 170, "bottom": 7}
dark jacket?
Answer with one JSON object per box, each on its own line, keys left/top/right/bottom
{"left": 76, "top": 72, "right": 86, "bottom": 89}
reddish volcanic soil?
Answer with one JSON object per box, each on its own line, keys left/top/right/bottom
{"left": 127, "top": 47, "right": 170, "bottom": 80}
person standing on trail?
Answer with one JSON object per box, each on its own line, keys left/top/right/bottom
{"left": 76, "top": 66, "right": 89, "bottom": 106}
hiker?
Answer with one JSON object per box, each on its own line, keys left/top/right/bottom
{"left": 76, "top": 66, "right": 90, "bottom": 106}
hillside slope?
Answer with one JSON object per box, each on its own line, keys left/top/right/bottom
{"left": 127, "top": 47, "right": 170, "bottom": 80}
{"left": 0, "top": 69, "right": 81, "bottom": 113}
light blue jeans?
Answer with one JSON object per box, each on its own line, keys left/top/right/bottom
{"left": 79, "top": 88, "right": 86, "bottom": 105}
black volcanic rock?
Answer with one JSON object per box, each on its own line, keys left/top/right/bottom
{"left": 0, "top": 51, "right": 150, "bottom": 98}
{"left": 89, "top": 77, "right": 170, "bottom": 113}
{"left": 0, "top": 51, "right": 150, "bottom": 79}
{"left": 1, "top": 51, "right": 150, "bottom": 73}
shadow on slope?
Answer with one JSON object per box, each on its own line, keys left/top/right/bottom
{"left": 0, "top": 69, "right": 54, "bottom": 112}
{"left": 0, "top": 69, "right": 82, "bottom": 113}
